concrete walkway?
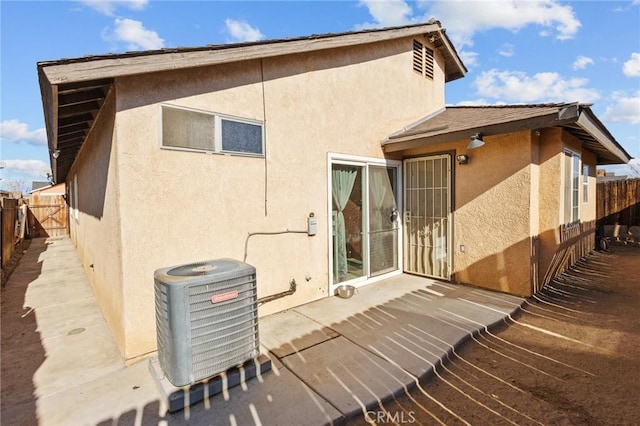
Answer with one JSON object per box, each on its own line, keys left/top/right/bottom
{"left": 1, "top": 237, "right": 524, "bottom": 425}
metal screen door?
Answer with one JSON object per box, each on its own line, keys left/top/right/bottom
{"left": 404, "top": 155, "right": 451, "bottom": 279}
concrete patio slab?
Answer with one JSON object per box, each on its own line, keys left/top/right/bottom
{"left": 280, "top": 335, "right": 412, "bottom": 417}
{"left": 1, "top": 237, "right": 527, "bottom": 425}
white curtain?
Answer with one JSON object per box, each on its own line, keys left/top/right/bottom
{"left": 332, "top": 168, "right": 357, "bottom": 280}
{"left": 370, "top": 168, "right": 397, "bottom": 274}
{"left": 370, "top": 169, "right": 388, "bottom": 233}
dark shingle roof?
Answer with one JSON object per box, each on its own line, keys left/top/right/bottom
{"left": 383, "top": 103, "right": 632, "bottom": 165}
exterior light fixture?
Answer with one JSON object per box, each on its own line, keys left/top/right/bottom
{"left": 467, "top": 133, "right": 485, "bottom": 149}
{"left": 456, "top": 154, "right": 469, "bottom": 165}
{"left": 52, "top": 149, "right": 61, "bottom": 159}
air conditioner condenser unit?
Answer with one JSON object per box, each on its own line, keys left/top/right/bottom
{"left": 154, "top": 258, "right": 260, "bottom": 387}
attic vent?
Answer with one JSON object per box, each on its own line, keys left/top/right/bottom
{"left": 413, "top": 40, "right": 423, "bottom": 74}
{"left": 412, "top": 39, "right": 434, "bottom": 80}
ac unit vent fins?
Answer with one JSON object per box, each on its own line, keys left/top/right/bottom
{"left": 154, "top": 258, "right": 260, "bottom": 387}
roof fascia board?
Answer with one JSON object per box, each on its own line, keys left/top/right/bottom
{"left": 437, "top": 29, "right": 467, "bottom": 76}
{"left": 38, "top": 70, "right": 59, "bottom": 181}
{"left": 41, "top": 24, "right": 441, "bottom": 85}
{"left": 576, "top": 112, "right": 631, "bottom": 164}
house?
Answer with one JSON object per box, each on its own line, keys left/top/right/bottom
{"left": 37, "top": 22, "right": 631, "bottom": 362}
{"left": 30, "top": 181, "right": 52, "bottom": 192}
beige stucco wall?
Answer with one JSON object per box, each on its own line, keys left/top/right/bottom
{"left": 67, "top": 91, "right": 127, "bottom": 352}
{"left": 402, "top": 130, "right": 534, "bottom": 296}
{"left": 537, "top": 128, "right": 597, "bottom": 287}
{"left": 400, "top": 126, "right": 598, "bottom": 297}
{"left": 69, "top": 35, "right": 447, "bottom": 361}
{"left": 30, "top": 183, "right": 65, "bottom": 196}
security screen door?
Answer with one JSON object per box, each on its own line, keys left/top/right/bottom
{"left": 331, "top": 161, "right": 399, "bottom": 286}
{"left": 404, "top": 155, "right": 451, "bottom": 279}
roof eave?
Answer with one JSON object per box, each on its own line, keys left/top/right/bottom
{"left": 383, "top": 105, "right": 632, "bottom": 166}
{"left": 576, "top": 109, "right": 632, "bottom": 165}
{"left": 382, "top": 111, "right": 564, "bottom": 153}
{"left": 38, "top": 23, "right": 450, "bottom": 85}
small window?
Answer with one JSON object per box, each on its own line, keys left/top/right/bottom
{"left": 412, "top": 39, "right": 434, "bottom": 80}
{"left": 162, "top": 106, "right": 215, "bottom": 151}
{"left": 563, "top": 150, "right": 580, "bottom": 225}
{"left": 220, "top": 118, "right": 263, "bottom": 155}
{"left": 583, "top": 165, "right": 589, "bottom": 203}
{"left": 161, "top": 105, "right": 263, "bottom": 156}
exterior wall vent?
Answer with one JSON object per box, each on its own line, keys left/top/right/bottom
{"left": 154, "top": 258, "right": 260, "bottom": 387}
{"left": 413, "top": 39, "right": 434, "bottom": 80}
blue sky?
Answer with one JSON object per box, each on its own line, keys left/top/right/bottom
{"left": 1, "top": 0, "right": 639, "bottom": 190}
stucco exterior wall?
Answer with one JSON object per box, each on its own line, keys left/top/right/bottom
{"left": 93, "top": 36, "right": 446, "bottom": 360}
{"left": 400, "top": 126, "right": 599, "bottom": 297}
{"left": 537, "top": 128, "right": 597, "bottom": 288}
{"left": 66, "top": 91, "right": 127, "bottom": 353}
{"left": 402, "top": 130, "right": 534, "bottom": 296}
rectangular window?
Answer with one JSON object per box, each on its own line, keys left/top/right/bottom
{"left": 583, "top": 165, "right": 589, "bottom": 203}
{"left": 161, "top": 105, "right": 263, "bottom": 156}
{"left": 220, "top": 118, "right": 263, "bottom": 154}
{"left": 563, "top": 150, "right": 580, "bottom": 225}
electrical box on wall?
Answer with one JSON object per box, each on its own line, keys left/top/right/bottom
{"left": 307, "top": 213, "right": 317, "bottom": 236}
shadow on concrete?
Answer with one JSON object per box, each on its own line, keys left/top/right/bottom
{"left": 93, "top": 279, "right": 522, "bottom": 425}
{"left": 344, "top": 246, "right": 640, "bottom": 425}
{"left": 0, "top": 239, "right": 49, "bottom": 424}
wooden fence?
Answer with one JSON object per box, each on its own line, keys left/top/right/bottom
{"left": 1, "top": 198, "right": 19, "bottom": 269}
{"left": 596, "top": 178, "right": 640, "bottom": 227}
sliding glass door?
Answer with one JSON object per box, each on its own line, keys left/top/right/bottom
{"left": 330, "top": 157, "right": 400, "bottom": 289}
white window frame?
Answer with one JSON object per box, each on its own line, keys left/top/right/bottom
{"left": 160, "top": 104, "right": 264, "bottom": 157}
{"left": 73, "top": 173, "right": 79, "bottom": 222}
{"left": 327, "top": 153, "right": 403, "bottom": 294}
{"left": 562, "top": 149, "right": 581, "bottom": 226}
{"left": 582, "top": 164, "right": 589, "bottom": 204}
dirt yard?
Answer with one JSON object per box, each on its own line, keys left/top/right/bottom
{"left": 1, "top": 239, "right": 30, "bottom": 289}
{"left": 347, "top": 244, "right": 640, "bottom": 425}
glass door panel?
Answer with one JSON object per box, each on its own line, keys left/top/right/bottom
{"left": 368, "top": 166, "right": 399, "bottom": 277}
{"left": 332, "top": 164, "right": 365, "bottom": 284}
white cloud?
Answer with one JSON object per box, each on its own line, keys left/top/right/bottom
{"left": 459, "top": 50, "right": 478, "bottom": 68}
{"left": 498, "top": 43, "right": 514, "bottom": 58}
{"left": 573, "top": 55, "right": 594, "bottom": 70}
{"left": 357, "top": 0, "right": 415, "bottom": 28}
{"left": 0, "top": 120, "right": 47, "bottom": 146}
{"left": 623, "top": 53, "right": 640, "bottom": 77}
{"left": 358, "top": 0, "right": 581, "bottom": 69}
{"left": 603, "top": 92, "right": 640, "bottom": 124}
{"left": 452, "top": 99, "right": 491, "bottom": 106}
{"left": 225, "top": 19, "right": 264, "bottom": 42}
{"left": 106, "top": 18, "right": 164, "bottom": 50}
{"left": 78, "top": 0, "right": 148, "bottom": 16}
{"left": 427, "top": 0, "right": 581, "bottom": 49}
{"left": 473, "top": 69, "right": 600, "bottom": 104}
{"left": 0, "top": 160, "right": 51, "bottom": 189}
